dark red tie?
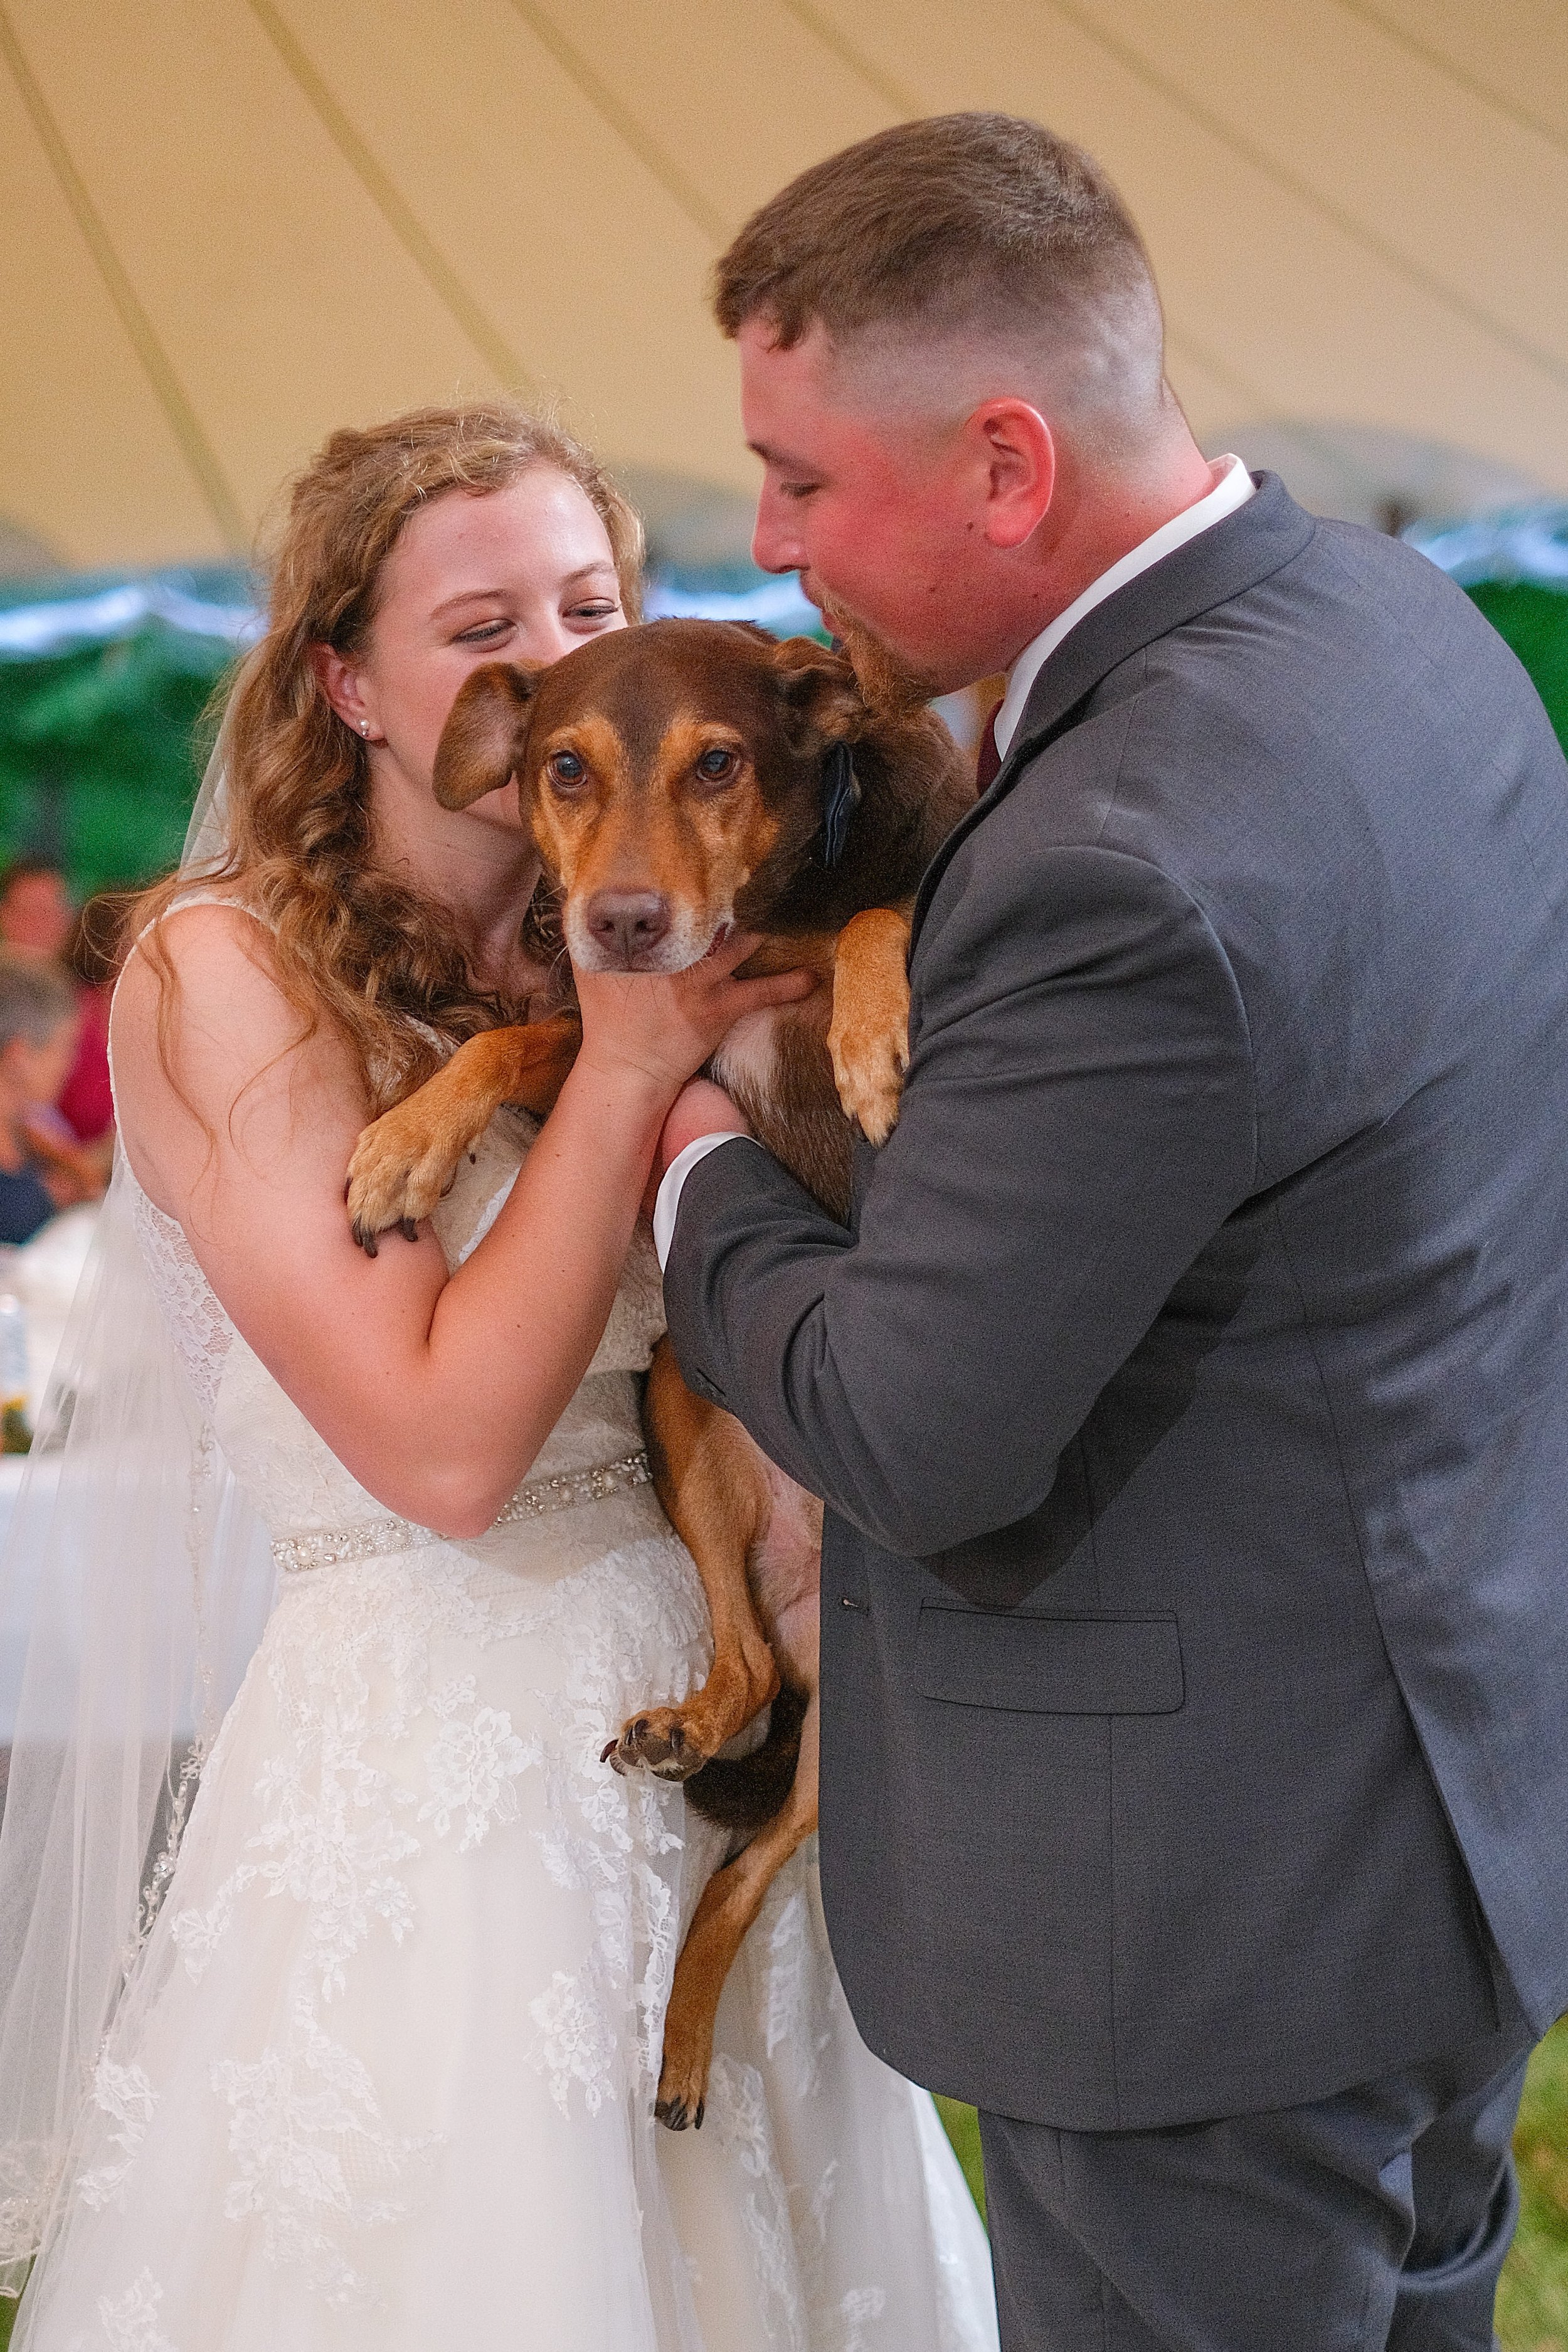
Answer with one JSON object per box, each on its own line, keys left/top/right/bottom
{"left": 975, "top": 700, "right": 1004, "bottom": 792}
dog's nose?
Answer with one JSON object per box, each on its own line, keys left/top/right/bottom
{"left": 585, "top": 889, "right": 672, "bottom": 965}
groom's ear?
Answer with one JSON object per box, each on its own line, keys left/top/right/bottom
{"left": 433, "top": 661, "right": 547, "bottom": 810}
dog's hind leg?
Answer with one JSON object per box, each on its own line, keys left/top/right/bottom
{"left": 655, "top": 1690, "right": 820, "bottom": 2131}
{"left": 345, "top": 1015, "right": 580, "bottom": 1247}
{"left": 604, "top": 1340, "right": 781, "bottom": 1781}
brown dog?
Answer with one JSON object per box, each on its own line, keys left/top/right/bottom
{"left": 345, "top": 618, "right": 971, "bottom": 2126}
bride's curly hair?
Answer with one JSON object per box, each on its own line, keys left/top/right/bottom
{"left": 131, "top": 401, "right": 643, "bottom": 1112}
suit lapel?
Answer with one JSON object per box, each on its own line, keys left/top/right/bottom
{"left": 911, "top": 474, "right": 1316, "bottom": 945}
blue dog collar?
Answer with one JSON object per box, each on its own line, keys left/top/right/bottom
{"left": 819, "top": 741, "right": 861, "bottom": 867}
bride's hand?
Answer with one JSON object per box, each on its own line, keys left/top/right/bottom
{"left": 573, "top": 931, "right": 813, "bottom": 1100}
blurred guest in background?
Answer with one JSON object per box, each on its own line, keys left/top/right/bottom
{"left": 0, "top": 859, "right": 115, "bottom": 1155}
{"left": 0, "top": 859, "right": 73, "bottom": 963}
{"left": 57, "top": 894, "right": 120, "bottom": 1151}
{"left": 0, "top": 956, "right": 99, "bottom": 1243}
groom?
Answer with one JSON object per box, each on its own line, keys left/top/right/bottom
{"left": 655, "top": 115, "right": 1568, "bottom": 2348}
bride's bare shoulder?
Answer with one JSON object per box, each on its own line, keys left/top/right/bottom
{"left": 113, "top": 899, "right": 363, "bottom": 1205}
{"left": 116, "top": 896, "right": 278, "bottom": 991}
{"left": 114, "top": 899, "right": 297, "bottom": 1071}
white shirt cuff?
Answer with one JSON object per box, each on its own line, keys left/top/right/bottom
{"left": 653, "top": 1132, "right": 756, "bottom": 1269}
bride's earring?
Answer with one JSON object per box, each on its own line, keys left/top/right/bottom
{"left": 359, "top": 719, "right": 370, "bottom": 737}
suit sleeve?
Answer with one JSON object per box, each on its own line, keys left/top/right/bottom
{"left": 662, "top": 843, "right": 1258, "bottom": 1559}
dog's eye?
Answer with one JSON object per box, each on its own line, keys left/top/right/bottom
{"left": 547, "top": 750, "right": 587, "bottom": 790}
{"left": 695, "top": 747, "right": 737, "bottom": 784}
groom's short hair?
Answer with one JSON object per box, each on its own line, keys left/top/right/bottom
{"left": 712, "top": 114, "right": 1166, "bottom": 440}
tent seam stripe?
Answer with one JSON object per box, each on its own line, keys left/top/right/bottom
{"left": 775, "top": 0, "right": 922, "bottom": 121}
{"left": 1042, "top": 0, "right": 1568, "bottom": 398}
{"left": 1330, "top": 0, "right": 1568, "bottom": 164}
{"left": 707, "top": 3, "right": 1559, "bottom": 471}
{"left": 0, "top": 1, "right": 248, "bottom": 552}
{"left": 501, "top": 0, "right": 731, "bottom": 248}
{"left": 244, "top": 0, "right": 538, "bottom": 397}
{"left": 622, "top": 8, "right": 1399, "bottom": 503}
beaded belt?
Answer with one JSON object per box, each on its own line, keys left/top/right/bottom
{"left": 272, "top": 1449, "right": 654, "bottom": 1576}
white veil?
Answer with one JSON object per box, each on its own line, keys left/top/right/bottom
{"left": 0, "top": 741, "right": 277, "bottom": 2291}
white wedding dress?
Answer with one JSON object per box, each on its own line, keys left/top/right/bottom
{"left": 14, "top": 1105, "right": 998, "bottom": 2352}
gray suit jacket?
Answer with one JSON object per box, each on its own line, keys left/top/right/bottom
{"left": 662, "top": 476, "right": 1568, "bottom": 2130}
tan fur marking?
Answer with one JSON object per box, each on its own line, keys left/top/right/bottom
{"left": 827, "top": 906, "right": 913, "bottom": 1145}
{"left": 604, "top": 1340, "right": 780, "bottom": 1779}
{"left": 344, "top": 1019, "right": 578, "bottom": 1240}
{"left": 538, "top": 712, "right": 626, "bottom": 787}
{"left": 654, "top": 1693, "right": 820, "bottom": 2128}
{"left": 536, "top": 709, "right": 782, "bottom": 974}
{"left": 527, "top": 711, "right": 628, "bottom": 876}
{"left": 659, "top": 715, "right": 748, "bottom": 765}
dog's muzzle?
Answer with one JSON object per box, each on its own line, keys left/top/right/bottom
{"left": 583, "top": 889, "right": 671, "bottom": 967}
{"left": 567, "top": 893, "right": 729, "bottom": 975}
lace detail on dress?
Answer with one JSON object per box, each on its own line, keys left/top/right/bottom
{"left": 521, "top": 1567, "right": 691, "bottom": 2115}
{"left": 835, "top": 2290, "right": 891, "bottom": 2352}
{"left": 96, "top": 2267, "right": 177, "bottom": 2351}
{"left": 441, "top": 1104, "right": 668, "bottom": 1378}
{"left": 33, "top": 1062, "right": 1000, "bottom": 2350}
{"left": 126, "top": 1185, "right": 233, "bottom": 1422}
{"left": 757, "top": 1877, "right": 832, "bottom": 2102}
{"left": 707, "top": 2056, "right": 808, "bottom": 2352}
{"left": 150, "top": 1535, "right": 706, "bottom": 2307}
{"left": 77, "top": 2063, "right": 157, "bottom": 2214}
{"left": 418, "top": 1676, "right": 539, "bottom": 1850}
{"left": 208, "top": 2005, "right": 440, "bottom": 2309}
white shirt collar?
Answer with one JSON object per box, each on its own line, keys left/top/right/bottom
{"left": 992, "top": 455, "right": 1256, "bottom": 760}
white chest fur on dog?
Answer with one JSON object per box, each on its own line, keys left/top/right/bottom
{"left": 709, "top": 1005, "right": 781, "bottom": 1099}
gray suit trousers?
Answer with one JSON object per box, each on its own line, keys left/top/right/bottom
{"left": 978, "top": 2016, "right": 1534, "bottom": 2351}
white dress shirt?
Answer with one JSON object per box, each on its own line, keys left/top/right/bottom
{"left": 991, "top": 453, "right": 1254, "bottom": 759}
{"left": 652, "top": 1129, "right": 759, "bottom": 1266}
{"left": 652, "top": 455, "right": 1256, "bottom": 1269}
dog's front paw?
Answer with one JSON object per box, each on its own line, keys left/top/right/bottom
{"left": 345, "top": 1098, "right": 482, "bottom": 1252}
{"left": 601, "top": 1647, "right": 779, "bottom": 1785}
{"left": 828, "top": 999, "right": 908, "bottom": 1147}
{"left": 601, "top": 1705, "right": 709, "bottom": 1783}
{"left": 828, "top": 908, "right": 912, "bottom": 1147}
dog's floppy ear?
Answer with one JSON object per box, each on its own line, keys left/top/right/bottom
{"left": 433, "top": 661, "right": 546, "bottom": 810}
{"left": 768, "top": 635, "right": 869, "bottom": 750}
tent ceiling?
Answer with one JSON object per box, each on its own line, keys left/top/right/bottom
{"left": 2, "top": 0, "right": 1564, "bottom": 572}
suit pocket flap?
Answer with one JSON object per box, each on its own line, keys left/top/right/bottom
{"left": 915, "top": 1606, "right": 1184, "bottom": 1715}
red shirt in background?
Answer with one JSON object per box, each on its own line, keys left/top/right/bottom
{"left": 58, "top": 983, "right": 112, "bottom": 1142}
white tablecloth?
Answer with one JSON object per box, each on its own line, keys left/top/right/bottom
{"left": 0, "top": 1451, "right": 59, "bottom": 1741}
{"left": 0, "top": 1205, "right": 96, "bottom": 1740}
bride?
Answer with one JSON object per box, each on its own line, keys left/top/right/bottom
{"left": 0, "top": 404, "right": 997, "bottom": 2349}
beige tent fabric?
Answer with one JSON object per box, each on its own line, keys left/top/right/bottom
{"left": 1, "top": 0, "right": 1564, "bottom": 570}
